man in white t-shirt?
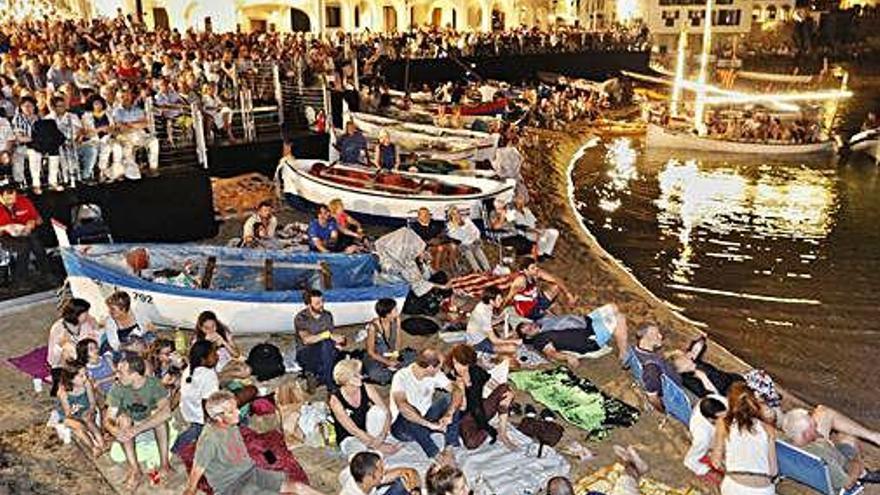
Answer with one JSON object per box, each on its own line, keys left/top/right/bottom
{"left": 684, "top": 396, "right": 726, "bottom": 484}
{"left": 389, "top": 349, "right": 462, "bottom": 458}
{"left": 242, "top": 200, "right": 278, "bottom": 246}
{"left": 466, "top": 287, "right": 521, "bottom": 356}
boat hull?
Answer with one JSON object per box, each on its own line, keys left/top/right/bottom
{"left": 647, "top": 124, "right": 834, "bottom": 155}
{"left": 352, "top": 116, "right": 497, "bottom": 162}
{"left": 60, "top": 246, "right": 407, "bottom": 334}
{"left": 277, "top": 160, "right": 515, "bottom": 222}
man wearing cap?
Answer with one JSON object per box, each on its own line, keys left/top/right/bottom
{"left": 0, "top": 183, "right": 51, "bottom": 284}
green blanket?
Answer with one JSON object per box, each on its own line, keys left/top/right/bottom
{"left": 510, "top": 367, "right": 639, "bottom": 439}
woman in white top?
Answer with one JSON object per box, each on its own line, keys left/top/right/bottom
{"left": 508, "top": 193, "right": 559, "bottom": 259}
{"left": 712, "top": 383, "right": 778, "bottom": 495}
{"left": 47, "top": 298, "right": 101, "bottom": 396}
{"left": 102, "top": 291, "right": 154, "bottom": 353}
{"left": 446, "top": 206, "right": 491, "bottom": 273}
{"left": 194, "top": 311, "right": 240, "bottom": 372}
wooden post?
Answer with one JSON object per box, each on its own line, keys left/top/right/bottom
{"left": 264, "top": 259, "right": 274, "bottom": 291}
{"left": 200, "top": 256, "right": 217, "bottom": 289}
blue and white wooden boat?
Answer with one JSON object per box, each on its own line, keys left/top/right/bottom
{"left": 53, "top": 221, "right": 407, "bottom": 333}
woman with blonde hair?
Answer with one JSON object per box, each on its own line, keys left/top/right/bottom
{"left": 328, "top": 198, "right": 365, "bottom": 251}
{"left": 374, "top": 129, "right": 400, "bottom": 171}
{"left": 328, "top": 359, "right": 400, "bottom": 457}
{"left": 711, "top": 382, "right": 778, "bottom": 495}
{"left": 446, "top": 205, "right": 491, "bottom": 273}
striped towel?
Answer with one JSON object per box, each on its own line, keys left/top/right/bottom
{"left": 448, "top": 272, "right": 516, "bottom": 297}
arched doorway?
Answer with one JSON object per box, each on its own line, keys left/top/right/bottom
{"left": 431, "top": 7, "right": 443, "bottom": 26}
{"left": 491, "top": 8, "right": 505, "bottom": 30}
{"left": 152, "top": 7, "right": 170, "bottom": 30}
{"left": 290, "top": 8, "right": 311, "bottom": 31}
{"left": 383, "top": 6, "right": 398, "bottom": 31}
{"left": 467, "top": 4, "right": 481, "bottom": 29}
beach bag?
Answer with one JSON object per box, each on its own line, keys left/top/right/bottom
{"left": 518, "top": 416, "right": 563, "bottom": 448}
{"left": 401, "top": 316, "right": 440, "bottom": 336}
{"left": 247, "top": 343, "right": 285, "bottom": 382}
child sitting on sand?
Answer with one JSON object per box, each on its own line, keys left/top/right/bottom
{"left": 56, "top": 365, "right": 106, "bottom": 457}
{"left": 76, "top": 338, "right": 115, "bottom": 398}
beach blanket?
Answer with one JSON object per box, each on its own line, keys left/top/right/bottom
{"left": 7, "top": 345, "right": 50, "bottom": 381}
{"left": 110, "top": 424, "right": 179, "bottom": 469}
{"left": 178, "top": 427, "right": 310, "bottom": 495}
{"left": 575, "top": 463, "right": 703, "bottom": 495}
{"left": 510, "top": 368, "right": 639, "bottom": 439}
{"left": 341, "top": 426, "right": 570, "bottom": 495}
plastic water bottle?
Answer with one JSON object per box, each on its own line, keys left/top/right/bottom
{"left": 174, "top": 328, "right": 188, "bottom": 354}
{"left": 321, "top": 420, "right": 337, "bottom": 448}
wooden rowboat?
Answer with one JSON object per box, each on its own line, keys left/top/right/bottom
{"left": 647, "top": 123, "right": 834, "bottom": 155}
{"left": 275, "top": 158, "right": 516, "bottom": 223}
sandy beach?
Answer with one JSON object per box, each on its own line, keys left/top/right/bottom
{"left": 0, "top": 126, "right": 876, "bottom": 494}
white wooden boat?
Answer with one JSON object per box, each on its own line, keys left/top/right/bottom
{"left": 647, "top": 123, "right": 834, "bottom": 155}
{"left": 52, "top": 221, "right": 407, "bottom": 333}
{"left": 347, "top": 112, "right": 499, "bottom": 162}
{"left": 275, "top": 157, "right": 515, "bottom": 222}
{"left": 849, "top": 128, "right": 879, "bottom": 162}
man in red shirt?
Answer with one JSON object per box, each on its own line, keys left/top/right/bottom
{"left": 0, "top": 182, "right": 50, "bottom": 284}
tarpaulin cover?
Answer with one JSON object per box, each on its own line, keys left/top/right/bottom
{"left": 61, "top": 244, "right": 408, "bottom": 303}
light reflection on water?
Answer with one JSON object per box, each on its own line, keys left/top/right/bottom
{"left": 573, "top": 136, "right": 880, "bottom": 426}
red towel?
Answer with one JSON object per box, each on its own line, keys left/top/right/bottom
{"left": 177, "top": 427, "right": 309, "bottom": 494}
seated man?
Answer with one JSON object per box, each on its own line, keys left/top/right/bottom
{"left": 782, "top": 406, "right": 880, "bottom": 493}
{"left": 466, "top": 287, "right": 520, "bottom": 356}
{"left": 507, "top": 192, "right": 559, "bottom": 260}
{"left": 184, "top": 391, "right": 315, "bottom": 495}
{"left": 390, "top": 349, "right": 463, "bottom": 458}
{"left": 339, "top": 451, "right": 420, "bottom": 495}
{"left": 242, "top": 200, "right": 278, "bottom": 246}
{"left": 294, "top": 288, "right": 344, "bottom": 389}
{"left": 337, "top": 121, "right": 368, "bottom": 165}
{"left": 103, "top": 354, "right": 172, "bottom": 491}
{"left": 684, "top": 396, "right": 727, "bottom": 483}
{"left": 111, "top": 89, "right": 159, "bottom": 179}
{"left": 308, "top": 204, "right": 359, "bottom": 253}
{"left": 0, "top": 183, "right": 51, "bottom": 285}
{"left": 411, "top": 207, "right": 457, "bottom": 272}
{"left": 514, "top": 303, "right": 629, "bottom": 368}
{"left": 630, "top": 324, "right": 682, "bottom": 412}
{"left": 504, "top": 256, "right": 578, "bottom": 321}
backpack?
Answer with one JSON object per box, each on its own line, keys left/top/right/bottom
{"left": 247, "top": 343, "right": 285, "bottom": 382}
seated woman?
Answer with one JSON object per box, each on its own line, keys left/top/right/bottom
{"left": 328, "top": 359, "right": 400, "bottom": 456}
{"left": 363, "top": 298, "right": 416, "bottom": 385}
{"left": 374, "top": 130, "right": 400, "bottom": 171}
{"left": 47, "top": 298, "right": 102, "bottom": 397}
{"left": 446, "top": 206, "right": 491, "bottom": 273}
{"left": 328, "top": 198, "right": 366, "bottom": 253}
{"left": 447, "top": 345, "right": 517, "bottom": 450}
{"left": 102, "top": 291, "right": 154, "bottom": 354}
{"left": 194, "top": 311, "right": 241, "bottom": 374}
{"left": 56, "top": 365, "right": 105, "bottom": 457}
{"left": 411, "top": 207, "right": 458, "bottom": 272}
{"left": 488, "top": 199, "right": 536, "bottom": 258}
{"left": 508, "top": 193, "right": 559, "bottom": 260}
{"left": 668, "top": 337, "right": 744, "bottom": 399}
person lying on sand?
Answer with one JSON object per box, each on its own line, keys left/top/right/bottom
{"left": 513, "top": 304, "right": 630, "bottom": 369}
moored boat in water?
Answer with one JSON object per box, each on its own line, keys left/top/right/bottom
{"left": 647, "top": 123, "right": 834, "bottom": 155}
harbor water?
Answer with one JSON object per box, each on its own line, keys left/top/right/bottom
{"left": 570, "top": 81, "right": 880, "bottom": 426}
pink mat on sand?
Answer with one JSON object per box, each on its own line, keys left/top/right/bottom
{"left": 6, "top": 346, "right": 50, "bottom": 381}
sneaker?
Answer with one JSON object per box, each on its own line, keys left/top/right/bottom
{"left": 859, "top": 470, "right": 880, "bottom": 484}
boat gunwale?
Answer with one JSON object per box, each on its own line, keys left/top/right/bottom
{"left": 647, "top": 123, "right": 834, "bottom": 154}
{"left": 285, "top": 160, "right": 515, "bottom": 202}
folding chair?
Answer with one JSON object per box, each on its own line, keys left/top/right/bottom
{"left": 660, "top": 374, "right": 693, "bottom": 425}
{"left": 776, "top": 439, "right": 865, "bottom": 495}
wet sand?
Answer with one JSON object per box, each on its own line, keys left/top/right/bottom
{"left": 0, "top": 128, "right": 876, "bottom": 493}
